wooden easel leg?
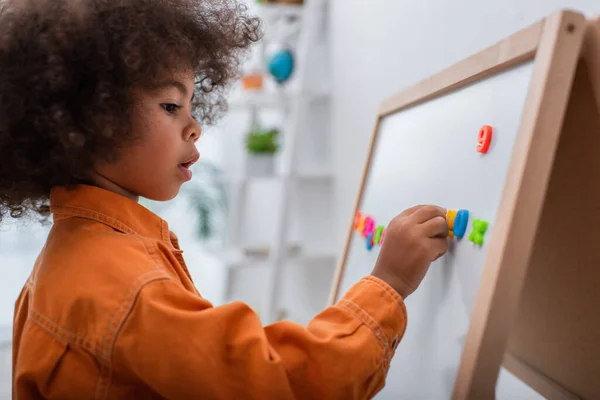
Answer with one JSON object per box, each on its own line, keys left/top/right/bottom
{"left": 582, "top": 18, "right": 600, "bottom": 116}
{"left": 451, "top": 11, "right": 586, "bottom": 400}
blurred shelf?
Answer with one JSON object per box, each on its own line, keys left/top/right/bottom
{"left": 295, "top": 165, "right": 334, "bottom": 180}
{"left": 257, "top": 3, "right": 304, "bottom": 20}
{"left": 227, "top": 90, "right": 329, "bottom": 110}
{"left": 224, "top": 245, "right": 337, "bottom": 269}
{"left": 218, "top": 167, "right": 334, "bottom": 183}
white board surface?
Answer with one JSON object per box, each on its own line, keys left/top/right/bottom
{"left": 338, "top": 61, "right": 543, "bottom": 399}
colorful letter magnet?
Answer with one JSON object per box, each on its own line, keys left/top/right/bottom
{"left": 453, "top": 209, "right": 469, "bottom": 238}
{"left": 469, "top": 218, "right": 489, "bottom": 245}
{"left": 374, "top": 226, "right": 384, "bottom": 244}
{"left": 366, "top": 232, "right": 375, "bottom": 251}
{"left": 477, "top": 125, "right": 493, "bottom": 153}
{"left": 446, "top": 210, "right": 457, "bottom": 238}
{"left": 362, "top": 217, "right": 375, "bottom": 238}
{"left": 354, "top": 211, "right": 363, "bottom": 231}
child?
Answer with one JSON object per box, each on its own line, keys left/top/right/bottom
{"left": 0, "top": 0, "right": 449, "bottom": 398}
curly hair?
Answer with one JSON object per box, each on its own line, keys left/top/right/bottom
{"left": 0, "top": 0, "right": 261, "bottom": 221}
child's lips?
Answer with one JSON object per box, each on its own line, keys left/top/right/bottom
{"left": 180, "top": 152, "right": 200, "bottom": 168}
{"left": 178, "top": 152, "right": 199, "bottom": 181}
{"left": 178, "top": 164, "right": 193, "bottom": 180}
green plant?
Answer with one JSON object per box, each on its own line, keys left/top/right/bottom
{"left": 139, "top": 159, "right": 228, "bottom": 243}
{"left": 181, "top": 160, "right": 229, "bottom": 242}
{"left": 245, "top": 128, "right": 280, "bottom": 154}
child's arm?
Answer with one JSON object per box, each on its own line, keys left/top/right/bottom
{"left": 113, "top": 205, "right": 448, "bottom": 399}
{"left": 113, "top": 275, "right": 403, "bottom": 400}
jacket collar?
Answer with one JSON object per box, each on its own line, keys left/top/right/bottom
{"left": 49, "top": 184, "right": 170, "bottom": 242}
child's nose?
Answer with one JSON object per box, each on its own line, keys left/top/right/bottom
{"left": 184, "top": 120, "right": 201, "bottom": 142}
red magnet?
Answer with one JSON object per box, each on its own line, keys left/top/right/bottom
{"left": 477, "top": 125, "right": 493, "bottom": 154}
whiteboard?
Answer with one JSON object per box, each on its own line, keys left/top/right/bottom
{"left": 337, "top": 61, "right": 539, "bottom": 399}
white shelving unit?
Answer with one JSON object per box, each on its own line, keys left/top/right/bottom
{"left": 222, "top": 0, "right": 335, "bottom": 324}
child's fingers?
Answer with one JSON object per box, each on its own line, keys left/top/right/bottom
{"left": 430, "top": 237, "right": 449, "bottom": 261}
{"left": 399, "top": 204, "right": 426, "bottom": 217}
{"left": 421, "top": 216, "right": 449, "bottom": 238}
{"left": 412, "top": 205, "right": 447, "bottom": 224}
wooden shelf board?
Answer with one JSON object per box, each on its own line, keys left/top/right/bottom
{"left": 227, "top": 90, "right": 329, "bottom": 109}
{"left": 224, "top": 245, "right": 337, "bottom": 269}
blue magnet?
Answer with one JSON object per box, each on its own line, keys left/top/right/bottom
{"left": 366, "top": 232, "right": 375, "bottom": 251}
{"left": 453, "top": 209, "right": 470, "bottom": 238}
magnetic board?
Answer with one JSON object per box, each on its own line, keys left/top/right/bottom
{"left": 339, "top": 60, "right": 534, "bottom": 317}
{"left": 328, "top": 10, "right": 600, "bottom": 400}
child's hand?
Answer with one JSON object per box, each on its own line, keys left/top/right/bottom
{"left": 371, "top": 205, "right": 449, "bottom": 299}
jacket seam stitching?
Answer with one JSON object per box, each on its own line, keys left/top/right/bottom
{"left": 335, "top": 300, "right": 387, "bottom": 353}
{"left": 14, "top": 319, "right": 34, "bottom": 383}
{"left": 98, "top": 266, "right": 165, "bottom": 361}
{"left": 27, "top": 242, "right": 100, "bottom": 354}
{"left": 102, "top": 276, "right": 174, "bottom": 398}
{"left": 93, "top": 273, "right": 171, "bottom": 400}
{"left": 93, "top": 235, "right": 169, "bottom": 400}
{"left": 335, "top": 301, "right": 388, "bottom": 370}
{"left": 361, "top": 278, "right": 408, "bottom": 344}
{"left": 24, "top": 237, "right": 165, "bottom": 359}
{"left": 362, "top": 277, "right": 405, "bottom": 311}
{"left": 51, "top": 205, "right": 138, "bottom": 235}
{"left": 29, "top": 309, "right": 98, "bottom": 354}
{"left": 94, "top": 275, "right": 172, "bottom": 399}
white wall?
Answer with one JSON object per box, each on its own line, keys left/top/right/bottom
{"left": 329, "top": 0, "right": 600, "bottom": 398}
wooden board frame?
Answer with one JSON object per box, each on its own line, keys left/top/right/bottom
{"left": 327, "top": 10, "right": 600, "bottom": 400}
{"left": 583, "top": 17, "right": 600, "bottom": 112}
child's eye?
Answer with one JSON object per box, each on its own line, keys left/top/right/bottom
{"left": 161, "top": 103, "right": 181, "bottom": 114}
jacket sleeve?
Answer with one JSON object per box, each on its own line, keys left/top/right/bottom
{"left": 113, "top": 275, "right": 407, "bottom": 400}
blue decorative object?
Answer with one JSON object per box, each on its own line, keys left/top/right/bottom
{"left": 366, "top": 232, "right": 375, "bottom": 251}
{"left": 453, "top": 209, "right": 470, "bottom": 238}
{"left": 268, "top": 49, "right": 294, "bottom": 83}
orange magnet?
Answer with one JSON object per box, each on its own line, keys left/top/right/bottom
{"left": 446, "top": 209, "right": 457, "bottom": 237}
{"left": 353, "top": 211, "right": 363, "bottom": 230}
{"left": 477, "top": 125, "right": 493, "bottom": 154}
{"left": 446, "top": 210, "right": 457, "bottom": 230}
{"left": 357, "top": 217, "right": 365, "bottom": 234}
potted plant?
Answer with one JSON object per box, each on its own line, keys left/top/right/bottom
{"left": 141, "top": 159, "right": 229, "bottom": 247}
{"left": 245, "top": 127, "right": 280, "bottom": 176}
{"left": 184, "top": 160, "right": 229, "bottom": 245}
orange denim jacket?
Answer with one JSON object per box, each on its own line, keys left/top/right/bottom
{"left": 12, "top": 184, "right": 407, "bottom": 400}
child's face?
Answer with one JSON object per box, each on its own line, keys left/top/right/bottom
{"left": 92, "top": 71, "right": 201, "bottom": 202}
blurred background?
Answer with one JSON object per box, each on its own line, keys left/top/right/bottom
{"left": 1, "top": 0, "right": 599, "bottom": 398}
